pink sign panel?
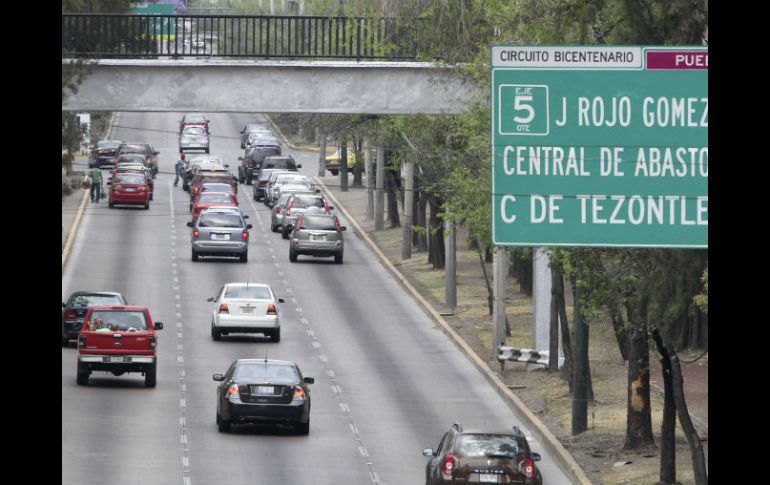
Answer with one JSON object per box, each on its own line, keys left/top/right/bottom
{"left": 646, "top": 51, "right": 708, "bottom": 70}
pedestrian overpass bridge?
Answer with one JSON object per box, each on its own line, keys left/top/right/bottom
{"left": 62, "top": 13, "right": 478, "bottom": 114}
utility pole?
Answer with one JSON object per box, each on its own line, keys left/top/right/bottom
{"left": 492, "top": 247, "right": 507, "bottom": 357}
{"left": 317, "top": 131, "right": 326, "bottom": 177}
{"left": 444, "top": 205, "right": 456, "bottom": 310}
{"left": 401, "top": 153, "right": 413, "bottom": 260}
{"left": 365, "top": 139, "right": 374, "bottom": 220}
{"left": 340, "top": 140, "right": 348, "bottom": 192}
{"left": 572, "top": 264, "right": 588, "bottom": 434}
{"left": 374, "top": 148, "right": 385, "bottom": 230}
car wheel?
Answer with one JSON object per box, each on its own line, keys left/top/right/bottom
{"left": 289, "top": 249, "right": 298, "bottom": 263}
{"left": 76, "top": 362, "right": 89, "bottom": 386}
{"left": 239, "top": 176, "right": 245, "bottom": 184}
{"left": 246, "top": 176, "right": 252, "bottom": 185}
{"left": 296, "top": 420, "right": 309, "bottom": 435}
{"left": 330, "top": 169, "right": 339, "bottom": 176}
{"left": 183, "top": 184, "right": 189, "bottom": 192}
{"left": 239, "top": 252, "right": 248, "bottom": 263}
{"left": 61, "top": 331, "right": 69, "bottom": 347}
{"left": 144, "top": 362, "right": 157, "bottom": 388}
{"left": 334, "top": 253, "right": 344, "bottom": 264}
{"left": 205, "top": 149, "right": 210, "bottom": 154}
{"left": 150, "top": 192, "right": 154, "bottom": 201}
{"left": 192, "top": 249, "right": 199, "bottom": 262}
{"left": 144, "top": 202, "right": 150, "bottom": 210}
{"left": 108, "top": 202, "right": 114, "bottom": 208}
{"left": 271, "top": 328, "right": 281, "bottom": 342}
{"left": 281, "top": 227, "right": 290, "bottom": 239}
{"left": 217, "top": 413, "right": 231, "bottom": 433}
{"left": 211, "top": 322, "right": 222, "bottom": 341}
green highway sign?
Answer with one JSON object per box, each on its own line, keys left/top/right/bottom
{"left": 491, "top": 46, "right": 708, "bottom": 248}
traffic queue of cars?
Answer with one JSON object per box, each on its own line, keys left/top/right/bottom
{"left": 65, "top": 116, "right": 546, "bottom": 480}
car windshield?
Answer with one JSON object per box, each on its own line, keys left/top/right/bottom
{"left": 71, "top": 294, "right": 123, "bottom": 308}
{"left": 200, "top": 176, "right": 229, "bottom": 185}
{"left": 198, "top": 214, "right": 243, "bottom": 228}
{"left": 224, "top": 286, "right": 272, "bottom": 299}
{"left": 115, "top": 174, "right": 145, "bottom": 184}
{"left": 199, "top": 193, "right": 234, "bottom": 204}
{"left": 98, "top": 141, "right": 120, "bottom": 149}
{"left": 121, "top": 145, "right": 146, "bottom": 153}
{"left": 293, "top": 195, "right": 324, "bottom": 208}
{"left": 234, "top": 363, "right": 298, "bottom": 380}
{"left": 88, "top": 310, "right": 147, "bottom": 331}
{"left": 455, "top": 435, "right": 520, "bottom": 458}
{"left": 301, "top": 215, "right": 337, "bottom": 231}
{"left": 276, "top": 175, "right": 306, "bottom": 184}
{"left": 183, "top": 127, "right": 206, "bottom": 135}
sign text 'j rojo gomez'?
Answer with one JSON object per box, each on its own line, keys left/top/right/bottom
{"left": 491, "top": 46, "right": 708, "bottom": 248}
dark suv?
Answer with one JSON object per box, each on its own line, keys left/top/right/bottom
{"left": 117, "top": 142, "right": 160, "bottom": 177}
{"left": 423, "top": 422, "right": 543, "bottom": 485}
{"left": 88, "top": 140, "right": 122, "bottom": 168}
{"left": 238, "top": 146, "right": 282, "bottom": 185}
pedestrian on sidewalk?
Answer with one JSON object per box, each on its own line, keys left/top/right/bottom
{"left": 88, "top": 166, "right": 103, "bottom": 203}
{"left": 174, "top": 153, "right": 186, "bottom": 187}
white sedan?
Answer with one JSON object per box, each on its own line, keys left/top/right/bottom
{"left": 208, "top": 283, "right": 284, "bottom": 342}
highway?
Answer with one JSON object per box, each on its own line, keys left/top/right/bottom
{"left": 61, "top": 112, "right": 574, "bottom": 485}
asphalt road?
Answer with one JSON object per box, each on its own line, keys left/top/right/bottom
{"left": 62, "top": 112, "right": 575, "bottom": 485}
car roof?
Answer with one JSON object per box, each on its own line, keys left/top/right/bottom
{"left": 70, "top": 291, "right": 124, "bottom": 298}
{"left": 236, "top": 358, "right": 294, "bottom": 366}
{"left": 225, "top": 282, "right": 271, "bottom": 288}
{"left": 200, "top": 206, "right": 242, "bottom": 214}
{"left": 87, "top": 305, "right": 148, "bottom": 311}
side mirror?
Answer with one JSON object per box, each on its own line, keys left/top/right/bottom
{"left": 212, "top": 374, "right": 224, "bottom": 381}
{"left": 303, "top": 377, "right": 314, "bottom": 384}
{"left": 278, "top": 298, "right": 285, "bottom": 303}
{"left": 224, "top": 164, "right": 229, "bottom": 168}
{"left": 238, "top": 157, "right": 243, "bottom": 161}
{"left": 206, "top": 297, "right": 214, "bottom": 302}
{"left": 328, "top": 205, "right": 334, "bottom": 210}
{"left": 106, "top": 181, "right": 112, "bottom": 185}
{"left": 153, "top": 151, "right": 160, "bottom": 155}
{"left": 422, "top": 448, "right": 435, "bottom": 457}
{"left": 531, "top": 453, "right": 541, "bottom": 462}
{"left": 186, "top": 222, "right": 193, "bottom": 227}
{"left": 246, "top": 224, "right": 253, "bottom": 230}
{"left": 315, "top": 189, "right": 321, "bottom": 193}
{"left": 340, "top": 227, "right": 347, "bottom": 231}
{"left": 154, "top": 322, "right": 164, "bottom": 330}
{"left": 243, "top": 215, "right": 249, "bottom": 219}
{"left": 62, "top": 302, "right": 66, "bottom": 307}
{"left": 297, "top": 164, "right": 302, "bottom": 168}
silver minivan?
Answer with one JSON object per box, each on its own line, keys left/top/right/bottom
{"left": 187, "top": 208, "right": 252, "bottom": 262}
{"left": 289, "top": 213, "right": 346, "bottom": 264}
{"left": 280, "top": 193, "right": 332, "bottom": 239}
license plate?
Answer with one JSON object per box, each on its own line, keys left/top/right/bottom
{"left": 124, "top": 187, "right": 136, "bottom": 192}
{"left": 257, "top": 386, "right": 273, "bottom": 395}
{"left": 212, "top": 233, "right": 230, "bottom": 240}
{"left": 479, "top": 474, "right": 498, "bottom": 483}
{"left": 241, "top": 306, "right": 254, "bottom": 314}
{"left": 311, "top": 234, "right": 326, "bottom": 241}
{"left": 105, "top": 356, "right": 126, "bottom": 363}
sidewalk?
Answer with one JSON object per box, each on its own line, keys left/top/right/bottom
{"left": 62, "top": 159, "right": 89, "bottom": 251}
{"left": 315, "top": 171, "right": 709, "bottom": 438}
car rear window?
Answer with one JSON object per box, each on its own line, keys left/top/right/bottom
{"left": 71, "top": 294, "right": 123, "bottom": 308}
{"left": 88, "top": 310, "right": 147, "bottom": 331}
{"left": 183, "top": 126, "right": 206, "bottom": 135}
{"left": 234, "top": 363, "right": 298, "bottom": 380}
{"left": 293, "top": 195, "right": 324, "bottom": 208}
{"left": 114, "top": 174, "right": 145, "bottom": 184}
{"left": 119, "top": 154, "right": 146, "bottom": 163}
{"left": 121, "top": 145, "right": 146, "bottom": 153}
{"left": 200, "top": 176, "right": 229, "bottom": 184}
{"left": 224, "top": 286, "right": 272, "bottom": 299}
{"left": 198, "top": 214, "right": 243, "bottom": 228}
{"left": 455, "top": 435, "right": 520, "bottom": 458}
{"left": 265, "top": 159, "right": 295, "bottom": 169}
{"left": 301, "top": 215, "right": 337, "bottom": 230}
{"left": 199, "top": 193, "right": 234, "bottom": 204}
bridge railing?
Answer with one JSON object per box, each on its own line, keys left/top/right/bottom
{"left": 62, "top": 14, "right": 419, "bottom": 60}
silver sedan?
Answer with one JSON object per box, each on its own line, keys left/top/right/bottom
{"left": 207, "top": 283, "right": 285, "bottom": 342}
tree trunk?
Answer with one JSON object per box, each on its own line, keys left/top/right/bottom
{"left": 385, "top": 167, "right": 400, "bottom": 228}
{"left": 485, "top": 247, "right": 493, "bottom": 263}
{"left": 671, "top": 354, "right": 708, "bottom": 485}
{"left": 415, "top": 182, "right": 428, "bottom": 251}
{"left": 623, "top": 304, "right": 655, "bottom": 450}
{"left": 477, "top": 247, "right": 493, "bottom": 316}
{"left": 352, "top": 138, "right": 364, "bottom": 187}
{"left": 510, "top": 252, "right": 533, "bottom": 295}
{"left": 548, "top": 289, "right": 559, "bottom": 373}
{"left": 652, "top": 329, "right": 677, "bottom": 484}
{"left": 553, "top": 271, "right": 574, "bottom": 391}
{"left": 428, "top": 195, "right": 445, "bottom": 269}
{"left": 610, "top": 307, "right": 630, "bottom": 361}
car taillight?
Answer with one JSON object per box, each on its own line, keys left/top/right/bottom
{"left": 241, "top": 230, "right": 249, "bottom": 241}
{"left": 323, "top": 201, "right": 330, "bottom": 213}
{"left": 523, "top": 458, "right": 535, "bottom": 479}
{"left": 274, "top": 206, "right": 282, "bottom": 214}
{"left": 146, "top": 158, "right": 153, "bottom": 166}
{"left": 442, "top": 454, "right": 455, "bottom": 478}
{"left": 149, "top": 336, "right": 157, "bottom": 349}
{"left": 64, "top": 310, "right": 76, "bottom": 320}
{"left": 115, "top": 184, "right": 123, "bottom": 191}
{"left": 295, "top": 216, "right": 303, "bottom": 231}
{"left": 98, "top": 149, "right": 108, "bottom": 154}
{"left": 258, "top": 180, "right": 266, "bottom": 187}
{"left": 78, "top": 334, "right": 86, "bottom": 348}
{"left": 286, "top": 199, "right": 294, "bottom": 215}
{"left": 292, "top": 386, "right": 305, "bottom": 399}
{"left": 267, "top": 304, "right": 277, "bottom": 315}
{"left": 226, "top": 384, "right": 239, "bottom": 398}
{"left": 219, "top": 303, "right": 229, "bottom": 313}
{"left": 334, "top": 216, "right": 341, "bottom": 231}
{"left": 192, "top": 228, "right": 200, "bottom": 238}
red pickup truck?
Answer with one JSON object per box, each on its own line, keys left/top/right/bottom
{"left": 76, "top": 305, "right": 164, "bottom": 388}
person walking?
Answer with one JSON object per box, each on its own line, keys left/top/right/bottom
{"left": 174, "top": 153, "right": 186, "bottom": 187}
{"left": 88, "top": 166, "right": 103, "bottom": 203}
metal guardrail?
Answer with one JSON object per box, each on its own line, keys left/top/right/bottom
{"left": 497, "top": 346, "right": 565, "bottom": 373}
{"left": 62, "top": 14, "right": 418, "bottom": 60}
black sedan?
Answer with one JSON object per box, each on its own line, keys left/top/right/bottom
{"left": 213, "top": 359, "right": 313, "bottom": 434}
{"left": 61, "top": 291, "right": 127, "bottom": 346}
{"left": 88, "top": 140, "right": 123, "bottom": 168}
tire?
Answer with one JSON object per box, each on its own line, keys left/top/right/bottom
{"left": 246, "top": 176, "right": 252, "bottom": 185}
{"left": 76, "top": 362, "right": 89, "bottom": 386}
{"left": 239, "top": 252, "right": 248, "bottom": 263}
{"left": 330, "top": 169, "right": 339, "bottom": 176}
{"left": 61, "top": 330, "right": 69, "bottom": 347}
{"left": 143, "top": 202, "right": 150, "bottom": 210}
{"left": 281, "top": 227, "right": 290, "bottom": 239}
{"left": 211, "top": 322, "right": 222, "bottom": 341}
{"left": 270, "top": 224, "right": 277, "bottom": 233}
{"left": 109, "top": 202, "right": 114, "bottom": 208}
{"left": 334, "top": 253, "right": 344, "bottom": 264}
{"left": 296, "top": 420, "right": 309, "bottom": 435}
{"left": 205, "top": 149, "right": 209, "bottom": 154}
{"left": 192, "top": 249, "right": 199, "bottom": 262}
{"left": 144, "top": 362, "right": 157, "bottom": 388}
{"left": 289, "top": 249, "right": 298, "bottom": 263}
{"left": 239, "top": 176, "right": 245, "bottom": 184}
{"left": 271, "top": 327, "right": 281, "bottom": 342}
{"left": 217, "top": 413, "right": 231, "bottom": 433}
{"left": 149, "top": 192, "right": 154, "bottom": 201}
